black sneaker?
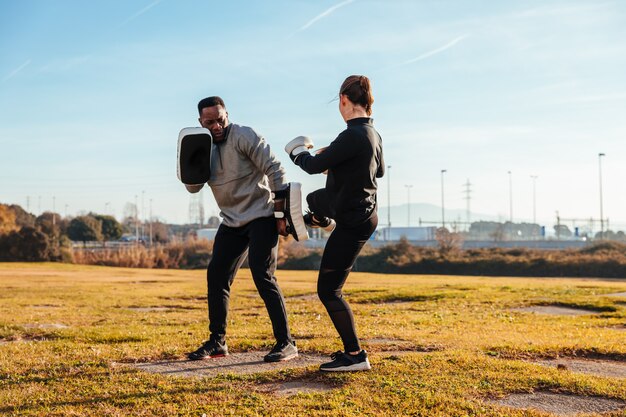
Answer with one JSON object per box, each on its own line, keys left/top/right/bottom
{"left": 303, "top": 211, "right": 336, "bottom": 232}
{"left": 187, "top": 339, "right": 228, "bottom": 360}
{"left": 264, "top": 340, "right": 298, "bottom": 362}
{"left": 319, "top": 350, "right": 371, "bottom": 372}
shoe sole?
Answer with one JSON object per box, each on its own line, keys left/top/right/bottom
{"left": 323, "top": 220, "right": 336, "bottom": 233}
{"left": 320, "top": 360, "right": 371, "bottom": 372}
{"left": 187, "top": 353, "right": 229, "bottom": 361}
{"left": 264, "top": 352, "right": 298, "bottom": 363}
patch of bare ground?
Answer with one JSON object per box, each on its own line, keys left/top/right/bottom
{"left": 22, "top": 323, "right": 69, "bottom": 329}
{"left": 509, "top": 306, "right": 602, "bottom": 316}
{"left": 490, "top": 392, "right": 626, "bottom": 416}
{"left": 255, "top": 380, "right": 334, "bottom": 397}
{"left": 531, "top": 358, "right": 626, "bottom": 379}
{"left": 159, "top": 296, "right": 206, "bottom": 302}
{"left": 286, "top": 293, "right": 318, "bottom": 301}
{"left": 0, "top": 335, "right": 55, "bottom": 344}
{"left": 362, "top": 338, "right": 443, "bottom": 356}
{"left": 605, "top": 292, "right": 626, "bottom": 298}
{"left": 127, "top": 352, "right": 327, "bottom": 377}
{"left": 125, "top": 305, "right": 199, "bottom": 312}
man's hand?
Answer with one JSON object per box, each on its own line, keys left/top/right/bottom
{"left": 185, "top": 184, "right": 204, "bottom": 193}
{"left": 274, "top": 198, "right": 288, "bottom": 236}
{"left": 276, "top": 218, "right": 288, "bottom": 236}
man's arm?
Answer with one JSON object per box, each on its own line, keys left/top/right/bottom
{"left": 238, "top": 127, "right": 288, "bottom": 191}
{"left": 185, "top": 184, "right": 204, "bottom": 193}
{"left": 239, "top": 127, "right": 289, "bottom": 236}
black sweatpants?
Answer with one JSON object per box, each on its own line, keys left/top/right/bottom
{"left": 307, "top": 189, "right": 378, "bottom": 352}
{"left": 206, "top": 216, "right": 291, "bottom": 343}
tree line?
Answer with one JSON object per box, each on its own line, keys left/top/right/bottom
{"left": 0, "top": 203, "right": 173, "bottom": 262}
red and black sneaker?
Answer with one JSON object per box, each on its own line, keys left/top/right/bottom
{"left": 303, "top": 211, "right": 336, "bottom": 232}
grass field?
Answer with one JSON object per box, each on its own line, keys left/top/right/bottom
{"left": 1, "top": 263, "right": 625, "bottom": 416}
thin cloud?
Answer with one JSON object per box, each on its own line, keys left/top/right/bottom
{"left": 40, "top": 55, "right": 92, "bottom": 73}
{"left": 120, "top": 0, "right": 162, "bottom": 27}
{"left": 289, "top": 0, "right": 356, "bottom": 37}
{"left": 2, "top": 60, "right": 31, "bottom": 82}
{"left": 380, "top": 34, "right": 469, "bottom": 71}
{"left": 404, "top": 34, "right": 469, "bottom": 65}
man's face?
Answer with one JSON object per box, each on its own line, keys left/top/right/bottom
{"left": 199, "top": 105, "right": 229, "bottom": 143}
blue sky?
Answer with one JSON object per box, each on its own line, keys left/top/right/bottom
{"left": 1, "top": 0, "right": 626, "bottom": 229}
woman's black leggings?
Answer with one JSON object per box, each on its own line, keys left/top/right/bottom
{"left": 308, "top": 189, "right": 378, "bottom": 352}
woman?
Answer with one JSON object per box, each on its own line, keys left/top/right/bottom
{"left": 285, "top": 75, "right": 384, "bottom": 371}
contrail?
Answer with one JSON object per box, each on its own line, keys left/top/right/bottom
{"left": 290, "top": 0, "right": 356, "bottom": 37}
{"left": 402, "top": 34, "right": 469, "bottom": 65}
{"left": 120, "top": 0, "right": 162, "bottom": 26}
{"left": 2, "top": 59, "right": 31, "bottom": 82}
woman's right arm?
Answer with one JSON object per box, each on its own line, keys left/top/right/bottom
{"left": 295, "top": 131, "right": 357, "bottom": 175}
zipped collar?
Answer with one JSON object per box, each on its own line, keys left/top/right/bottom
{"left": 346, "top": 117, "right": 373, "bottom": 127}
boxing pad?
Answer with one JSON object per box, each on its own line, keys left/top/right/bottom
{"left": 273, "top": 182, "right": 309, "bottom": 242}
{"left": 177, "top": 127, "right": 212, "bottom": 185}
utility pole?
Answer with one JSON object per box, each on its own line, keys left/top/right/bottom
{"left": 404, "top": 184, "right": 413, "bottom": 227}
{"left": 440, "top": 170, "right": 447, "bottom": 228}
{"left": 463, "top": 179, "right": 472, "bottom": 231}
{"left": 598, "top": 153, "right": 605, "bottom": 240}
{"left": 52, "top": 196, "right": 56, "bottom": 226}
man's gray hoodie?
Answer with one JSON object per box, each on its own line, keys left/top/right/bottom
{"left": 190, "top": 123, "right": 287, "bottom": 228}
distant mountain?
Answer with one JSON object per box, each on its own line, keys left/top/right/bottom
{"left": 377, "top": 203, "right": 501, "bottom": 228}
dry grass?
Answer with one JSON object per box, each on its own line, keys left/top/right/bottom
{"left": 72, "top": 239, "right": 213, "bottom": 269}
{"left": 1, "top": 263, "right": 625, "bottom": 416}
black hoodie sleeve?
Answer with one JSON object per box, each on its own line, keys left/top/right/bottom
{"left": 295, "top": 131, "right": 357, "bottom": 175}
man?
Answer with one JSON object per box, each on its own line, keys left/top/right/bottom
{"left": 182, "top": 96, "right": 298, "bottom": 362}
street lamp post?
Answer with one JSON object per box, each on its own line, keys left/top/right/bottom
{"left": 387, "top": 165, "right": 392, "bottom": 240}
{"left": 507, "top": 171, "right": 513, "bottom": 223}
{"left": 530, "top": 175, "right": 538, "bottom": 224}
{"left": 598, "top": 153, "right": 605, "bottom": 240}
{"left": 149, "top": 198, "right": 153, "bottom": 246}
{"left": 404, "top": 184, "right": 413, "bottom": 227}
{"left": 441, "top": 169, "right": 447, "bottom": 228}
{"left": 134, "top": 194, "right": 139, "bottom": 243}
